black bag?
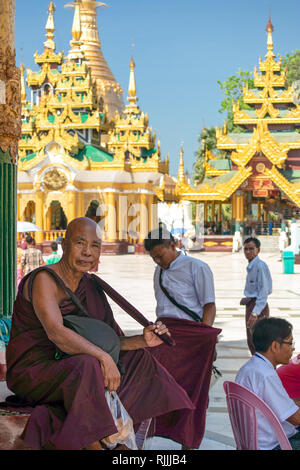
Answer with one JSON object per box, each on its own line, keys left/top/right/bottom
{"left": 55, "top": 315, "right": 121, "bottom": 365}
{"left": 28, "top": 267, "right": 121, "bottom": 366}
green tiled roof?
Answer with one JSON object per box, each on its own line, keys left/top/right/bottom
{"left": 228, "top": 131, "right": 300, "bottom": 144}
{"left": 202, "top": 170, "right": 238, "bottom": 187}
{"left": 74, "top": 145, "right": 114, "bottom": 163}
{"left": 209, "top": 159, "right": 232, "bottom": 171}
{"left": 141, "top": 148, "right": 156, "bottom": 157}
{"left": 280, "top": 170, "right": 300, "bottom": 184}
{"left": 20, "top": 152, "right": 36, "bottom": 162}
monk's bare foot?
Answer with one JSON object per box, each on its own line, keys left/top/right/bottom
{"left": 85, "top": 441, "right": 103, "bottom": 450}
{"left": 114, "top": 444, "right": 131, "bottom": 450}
{"left": 181, "top": 445, "right": 195, "bottom": 450}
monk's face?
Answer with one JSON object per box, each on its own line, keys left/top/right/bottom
{"left": 62, "top": 222, "right": 101, "bottom": 274}
{"left": 149, "top": 242, "right": 178, "bottom": 270}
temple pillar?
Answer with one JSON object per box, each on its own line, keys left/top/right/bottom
{"left": 35, "top": 191, "right": 44, "bottom": 244}
{"left": 0, "top": 0, "right": 21, "bottom": 328}
{"left": 46, "top": 206, "right": 52, "bottom": 231}
{"left": 139, "top": 192, "right": 148, "bottom": 243}
{"left": 235, "top": 191, "right": 244, "bottom": 231}
{"left": 106, "top": 192, "right": 116, "bottom": 242}
{"left": 204, "top": 201, "right": 208, "bottom": 223}
{"left": 211, "top": 201, "right": 215, "bottom": 223}
{"left": 149, "top": 194, "right": 159, "bottom": 231}
{"left": 66, "top": 191, "right": 77, "bottom": 222}
{"left": 78, "top": 191, "right": 85, "bottom": 218}
{"left": 217, "top": 202, "right": 222, "bottom": 222}
{"left": 118, "top": 195, "right": 128, "bottom": 241}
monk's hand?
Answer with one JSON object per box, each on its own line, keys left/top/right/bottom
{"left": 143, "top": 321, "right": 170, "bottom": 348}
{"left": 99, "top": 353, "right": 121, "bottom": 392}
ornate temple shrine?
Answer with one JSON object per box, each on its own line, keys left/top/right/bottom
{"left": 17, "top": 1, "right": 176, "bottom": 253}
{"left": 176, "top": 17, "right": 300, "bottom": 249}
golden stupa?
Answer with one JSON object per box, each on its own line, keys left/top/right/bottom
{"left": 17, "top": 1, "right": 176, "bottom": 253}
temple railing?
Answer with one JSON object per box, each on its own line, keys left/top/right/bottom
{"left": 43, "top": 230, "right": 66, "bottom": 241}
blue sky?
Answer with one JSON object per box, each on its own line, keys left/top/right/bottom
{"left": 15, "top": 0, "right": 300, "bottom": 176}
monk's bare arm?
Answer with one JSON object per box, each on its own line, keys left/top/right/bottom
{"left": 31, "top": 272, "right": 120, "bottom": 391}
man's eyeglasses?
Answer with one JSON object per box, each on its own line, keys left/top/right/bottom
{"left": 281, "top": 340, "right": 295, "bottom": 348}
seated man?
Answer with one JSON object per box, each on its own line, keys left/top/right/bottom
{"left": 235, "top": 317, "right": 300, "bottom": 450}
{"left": 5, "top": 217, "right": 194, "bottom": 450}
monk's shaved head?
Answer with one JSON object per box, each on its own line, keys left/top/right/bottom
{"left": 65, "top": 217, "right": 102, "bottom": 242}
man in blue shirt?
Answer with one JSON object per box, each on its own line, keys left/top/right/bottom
{"left": 241, "top": 237, "right": 272, "bottom": 354}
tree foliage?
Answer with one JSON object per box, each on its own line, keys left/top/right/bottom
{"left": 280, "top": 49, "right": 300, "bottom": 86}
{"left": 192, "top": 127, "right": 218, "bottom": 184}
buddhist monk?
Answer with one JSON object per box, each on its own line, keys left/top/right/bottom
{"left": 6, "top": 217, "right": 194, "bottom": 450}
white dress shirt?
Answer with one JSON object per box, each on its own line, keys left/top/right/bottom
{"left": 153, "top": 252, "right": 215, "bottom": 321}
{"left": 244, "top": 256, "right": 272, "bottom": 315}
{"left": 236, "top": 353, "right": 298, "bottom": 450}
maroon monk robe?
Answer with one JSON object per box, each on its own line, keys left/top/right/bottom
{"left": 149, "top": 317, "right": 221, "bottom": 449}
{"left": 5, "top": 270, "right": 194, "bottom": 450}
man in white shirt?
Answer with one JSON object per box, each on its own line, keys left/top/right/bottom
{"left": 144, "top": 227, "right": 220, "bottom": 450}
{"left": 241, "top": 237, "right": 272, "bottom": 354}
{"left": 236, "top": 317, "right": 300, "bottom": 450}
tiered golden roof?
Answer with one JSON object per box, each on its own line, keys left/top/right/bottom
{"left": 107, "top": 58, "right": 169, "bottom": 174}
{"left": 19, "top": 2, "right": 106, "bottom": 164}
{"left": 177, "top": 18, "right": 300, "bottom": 209}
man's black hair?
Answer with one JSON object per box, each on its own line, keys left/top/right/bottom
{"left": 244, "top": 237, "right": 261, "bottom": 248}
{"left": 252, "top": 317, "right": 293, "bottom": 352}
{"left": 25, "top": 235, "right": 35, "bottom": 245}
{"left": 51, "top": 241, "right": 58, "bottom": 252}
{"left": 144, "top": 227, "right": 175, "bottom": 252}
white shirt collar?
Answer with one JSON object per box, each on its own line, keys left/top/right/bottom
{"left": 254, "top": 352, "right": 274, "bottom": 369}
{"left": 166, "top": 251, "right": 183, "bottom": 270}
{"left": 247, "top": 255, "right": 260, "bottom": 271}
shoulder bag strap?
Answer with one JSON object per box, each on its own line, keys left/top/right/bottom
{"left": 91, "top": 275, "right": 175, "bottom": 347}
{"left": 159, "top": 268, "right": 202, "bottom": 322}
{"left": 28, "top": 266, "right": 89, "bottom": 317}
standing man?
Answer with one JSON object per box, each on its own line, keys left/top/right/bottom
{"left": 241, "top": 237, "right": 272, "bottom": 355}
{"left": 20, "top": 235, "right": 44, "bottom": 276}
{"left": 144, "top": 227, "right": 221, "bottom": 450}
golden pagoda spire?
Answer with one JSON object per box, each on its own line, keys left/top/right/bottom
{"left": 20, "top": 62, "right": 26, "bottom": 103}
{"left": 68, "top": 0, "right": 124, "bottom": 118}
{"left": 178, "top": 144, "right": 185, "bottom": 184}
{"left": 127, "top": 57, "right": 138, "bottom": 106}
{"left": 265, "top": 14, "right": 274, "bottom": 59}
{"left": 44, "top": 2, "right": 56, "bottom": 51}
{"left": 65, "top": 0, "right": 84, "bottom": 61}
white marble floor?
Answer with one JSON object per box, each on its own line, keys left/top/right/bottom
{"left": 2, "top": 249, "right": 300, "bottom": 450}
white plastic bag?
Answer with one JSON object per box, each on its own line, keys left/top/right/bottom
{"left": 102, "top": 391, "right": 138, "bottom": 450}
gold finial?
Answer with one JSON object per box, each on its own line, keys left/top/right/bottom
{"left": 265, "top": 13, "right": 274, "bottom": 58}
{"left": 44, "top": 2, "right": 56, "bottom": 51}
{"left": 65, "top": 0, "right": 84, "bottom": 61}
{"left": 178, "top": 143, "right": 185, "bottom": 183}
{"left": 20, "top": 62, "right": 26, "bottom": 103}
{"left": 71, "top": 0, "right": 82, "bottom": 42}
{"left": 127, "top": 57, "right": 138, "bottom": 105}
